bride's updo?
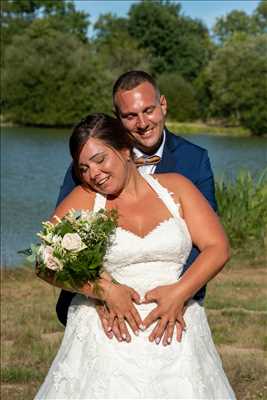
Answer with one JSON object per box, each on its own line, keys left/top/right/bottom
{"left": 69, "top": 113, "right": 133, "bottom": 182}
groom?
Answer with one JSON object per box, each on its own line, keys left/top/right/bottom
{"left": 56, "top": 70, "right": 217, "bottom": 340}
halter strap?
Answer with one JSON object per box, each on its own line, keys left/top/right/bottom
{"left": 93, "top": 192, "right": 107, "bottom": 212}
{"left": 140, "top": 172, "right": 181, "bottom": 220}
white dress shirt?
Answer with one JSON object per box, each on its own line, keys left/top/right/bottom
{"left": 133, "top": 130, "right": 166, "bottom": 174}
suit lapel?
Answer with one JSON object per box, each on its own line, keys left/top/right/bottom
{"left": 155, "top": 129, "right": 181, "bottom": 173}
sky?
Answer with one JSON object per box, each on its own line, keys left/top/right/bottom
{"left": 74, "top": 0, "right": 261, "bottom": 33}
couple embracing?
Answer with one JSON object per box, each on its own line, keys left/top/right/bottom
{"left": 35, "top": 71, "right": 236, "bottom": 399}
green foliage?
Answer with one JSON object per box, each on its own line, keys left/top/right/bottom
{"left": 94, "top": 13, "right": 151, "bottom": 79}
{"left": 216, "top": 170, "right": 267, "bottom": 259}
{"left": 213, "top": 0, "right": 267, "bottom": 44}
{"left": 213, "top": 10, "right": 259, "bottom": 44}
{"left": 2, "top": 21, "right": 113, "bottom": 125}
{"left": 1, "top": 0, "right": 89, "bottom": 46}
{"left": 1, "top": 0, "right": 266, "bottom": 132}
{"left": 204, "top": 33, "right": 267, "bottom": 135}
{"left": 128, "top": 0, "right": 212, "bottom": 80}
{"left": 158, "top": 73, "right": 199, "bottom": 121}
{"left": 254, "top": 0, "right": 267, "bottom": 33}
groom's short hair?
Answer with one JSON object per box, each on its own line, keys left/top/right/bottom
{"left": 112, "top": 70, "right": 161, "bottom": 111}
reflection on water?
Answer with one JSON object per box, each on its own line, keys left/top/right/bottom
{"left": 1, "top": 127, "right": 267, "bottom": 267}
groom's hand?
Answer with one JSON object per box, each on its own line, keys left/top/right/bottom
{"left": 142, "top": 285, "right": 187, "bottom": 346}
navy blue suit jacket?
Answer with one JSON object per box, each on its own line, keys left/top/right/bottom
{"left": 55, "top": 129, "right": 217, "bottom": 325}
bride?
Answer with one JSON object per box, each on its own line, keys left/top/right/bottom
{"left": 35, "top": 113, "right": 235, "bottom": 399}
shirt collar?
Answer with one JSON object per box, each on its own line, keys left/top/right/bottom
{"left": 133, "top": 129, "right": 166, "bottom": 159}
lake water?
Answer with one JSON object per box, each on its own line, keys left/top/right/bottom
{"left": 1, "top": 126, "right": 267, "bottom": 267}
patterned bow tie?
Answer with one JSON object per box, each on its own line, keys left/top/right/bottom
{"left": 134, "top": 155, "right": 161, "bottom": 167}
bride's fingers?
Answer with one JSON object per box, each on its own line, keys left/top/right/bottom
{"left": 176, "top": 321, "right": 183, "bottom": 342}
{"left": 130, "top": 305, "right": 143, "bottom": 330}
{"left": 130, "top": 289, "right": 141, "bottom": 305}
{"left": 162, "top": 320, "right": 175, "bottom": 346}
{"left": 149, "top": 319, "right": 168, "bottom": 344}
{"left": 176, "top": 314, "right": 186, "bottom": 332}
{"left": 117, "top": 315, "right": 131, "bottom": 342}
{"left": 125, "top": 312, "right": 140, "bottom": 336}
{"left": 111, "top": 319, "right": 123, "bottom": 342}
{"left": 143, "top": 308, "right": 160, "bottom": 329}
{"left": 148, "top": 320, "right": 160, "bottom": 342}
{"left": 96, "top": 304, "right": 113, "bottom": 339}
{"left": 107, "top": 311, "right": 116, "bottom": 331}
{"left": 142, "top": 289, "right": 157, "bottom": 304}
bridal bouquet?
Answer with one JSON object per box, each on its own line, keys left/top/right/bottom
{"left": 23, "top": 209, "right": 118, "bottom": 290}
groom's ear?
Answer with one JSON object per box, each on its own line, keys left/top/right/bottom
{"left": 160, "top": 95, "right": 167, "bottom": 117}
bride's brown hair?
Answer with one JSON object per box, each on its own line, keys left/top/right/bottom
{"left": 69, "top": 113, "right": 133, "bottom": 183}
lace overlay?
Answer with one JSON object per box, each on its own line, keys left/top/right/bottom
{"left": 35, "top": 174, "right": 235, "bottom": 399}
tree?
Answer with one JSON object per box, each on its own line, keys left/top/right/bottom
{"left": 213, "top": 1, "right": 267, "bottom": 44}
{"left": 1, "top": 0, "right": 90, "bottom": 47}
{"left": 2, "top": 20, "right": 112, "bottom": 125}
{"left": 158, "top": 73, "right": 199, "bottom": 121}
{"left": 93, "top": 13, "right": 151, "bottom": 77}
{"left": 128, "top": 0, "right": 212, "bottom": 80}
{"left": 254, "top": 0, "right": 267, "bottom": 33}
{"left": 213, "top": 10, "right": 257, "bottom": 43}
{"left": 205, "top": 33, "right": 267, "bottom": 135}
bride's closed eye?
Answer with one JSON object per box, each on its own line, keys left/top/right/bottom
{"left": 79, "top": 155, "right": 106, "bottom": 173}
{"left": 79, "top": 166, "right": 88, "bottom": 174}
{"left": 93, "top": 155, "right": 106, "bottom": 164}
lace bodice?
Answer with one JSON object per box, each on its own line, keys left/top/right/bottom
{"left": 93, "top": 173, "right": 192, "bottom": 297}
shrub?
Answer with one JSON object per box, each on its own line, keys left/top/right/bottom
{"left": 216, "top": 169, "right": 267, "bottom": 259}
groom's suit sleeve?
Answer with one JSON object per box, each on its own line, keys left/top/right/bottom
{"left": 56, "top": 163, "right": 78, "bottom": 206}
{"left": 182, "top": 148, "right": 217, "bottom": 302}
{"left": 56, "top": 163, "right": 79, "bottom": 326}
{"left": 195, "top": 149, "right": 217, "bottom": 212}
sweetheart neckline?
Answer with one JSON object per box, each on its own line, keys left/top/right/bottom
{"left": 116, "top": 217, "right": 175, "bottom": 240}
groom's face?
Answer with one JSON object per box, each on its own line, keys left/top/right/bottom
{"left": 115, "top": 82, "right": 167, "bottom": 155}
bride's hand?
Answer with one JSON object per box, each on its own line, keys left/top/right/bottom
{"left": 142, "top": 284, "right": 187, "bottom": 345}
{"left": 96, "top": 302, "right": 131, "bottom": 343}
{"left": 103, "top": 281, "right": 142, "bottom": 342}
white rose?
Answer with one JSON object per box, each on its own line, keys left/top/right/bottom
{"left": 61, "top": 233, "right": 86, "bottom": 252}
{"left": 39, "top": 245, "right": 63, "bottom": 271}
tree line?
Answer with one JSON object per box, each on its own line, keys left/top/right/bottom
{"left": 1, "top": 0, "right": 267, "bottom": 135}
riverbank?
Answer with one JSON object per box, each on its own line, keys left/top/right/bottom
{"left": 1, "top": 254, "right": 266, "bottom": 400}
{"left": 1, "top": 114, "right": 254, "bottom": 137}
{"left": 167, "top": 121, "right": 251, "bottom": 137}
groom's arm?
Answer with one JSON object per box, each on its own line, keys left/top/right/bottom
{"left": 55, "top": 163, "right": 79, "bottom": 326}
{"left": 195, "top": 149, "right": 217, "bottom": 212}
{"left": 182, "top": 149, "right": 217, "bottom": 302}
{"left": 56, "top": 163, "right": 79, "bottom": 206}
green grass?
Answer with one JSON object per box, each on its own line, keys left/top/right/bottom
{"left": 166, "top": 120, "right": 250, "bottom": 136}
{"left": 1, "top": 367, "right": 43, "bottom": 383}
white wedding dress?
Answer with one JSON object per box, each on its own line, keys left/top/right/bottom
{"left": 35, "top": 173, "right": 235, "bottom": 399}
